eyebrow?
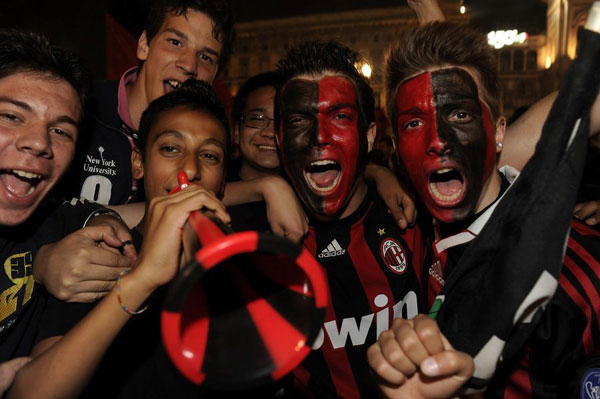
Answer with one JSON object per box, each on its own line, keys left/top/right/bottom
{"left": 0, "top": 97, "right": 79, "bottom": 126}
{"left": 0, "top": 97, "right": 32, "bottom": 112}
{"left": 326, "top": 103, "right": 357, "bottom": 113}
{"left": 245, "top": 107, "right": 269, "bottom": 114}
{"left": 396, "top": 107, "right": 424, "bottom": 116}
{"left": 154, "top": 130, "right": 226, "bottom": 149}
{"left": 163, "top": 28, "right": 220, "bottom": 59}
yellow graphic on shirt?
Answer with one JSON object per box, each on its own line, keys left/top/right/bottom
{"left": 0, "top": 252, "right": 34, "bottom": 322}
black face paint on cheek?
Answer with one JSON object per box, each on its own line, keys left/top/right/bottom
{"left": 279, "top": 79, "right": 325, "bottom": 213}
{"left": 430, "top": 68, "right": 491, "bottom": 220}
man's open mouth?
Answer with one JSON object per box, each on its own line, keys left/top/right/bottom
{"left": 428, "top": 167, "right": 465, "bottom": 205}
{"left": 0, "top": 169, "right": 44, "bottom": 198}
{"left": 304, "top": 160, "right": 341, "bottom": 192}
{"left": 164, "top": 79, "right": 182, "bottom": 93}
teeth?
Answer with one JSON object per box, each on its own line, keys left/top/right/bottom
{"left": 436, "top": 168, "right": 452, "bottom": 174}
{"left": 167, "top": 80, "right": 181, "bottom": 89}
{"left": 258, "top": 145, "right": 276, "bottom": 150}
{"left": 310, "top": 160, "right": 337, "bottom": 167}
{"left": 429, "top": 182, "right": 462, "bottom": 201}
{"left": 12, "top": 170, "right": 41, "bottom": 179}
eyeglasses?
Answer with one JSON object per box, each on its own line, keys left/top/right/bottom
{"left": 241, "top": 113, "right": 275, "bottom": 129}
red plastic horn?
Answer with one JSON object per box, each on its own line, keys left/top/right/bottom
{"left": 161, "top": 172, "right": 328, "bottom": 390}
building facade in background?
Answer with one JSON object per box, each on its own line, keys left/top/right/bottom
{"left": 224, "top": 0, "right": 594, "bottom": 121}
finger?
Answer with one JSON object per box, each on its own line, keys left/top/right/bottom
{"left": 379, "top": 329, "right": 418, "bottom": 376}
{"left": 420, "top": 350, "right": 474, "bottom": 381}
{"left": 367, "top": 342, "right": 407, "bottom": 385}
{"left": 573, "top": 201, "right": 599, "bottom": 220}
{"left": 79, "top": 264, "right": 130, "bottom": 281}
{"left": 399, "top": 193, "right": 417, "bottom": 225}
{"left": 413, "top": 314, "right": 445, "bottom": 355}
{"left": 68, "top": 290, "right": 111, "bottom": 303}
{"left": 121, "top": 240, "right": 138, "bottom": 261}
{"left": 86, "top": 246, "right": 134, "bottom": 268}
{"left": 386, "top": 199, "right": 408, "bottom": 229}
{"left": 396, "top": 320, "right": 430, "bottom": 370}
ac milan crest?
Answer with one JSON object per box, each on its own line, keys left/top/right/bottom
{"left": 380, "top": 238, "right": 407, "bottom": 274}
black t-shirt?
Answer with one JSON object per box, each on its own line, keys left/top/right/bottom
{"left": 0, "top": 199, "right": 101, "bottom": 361}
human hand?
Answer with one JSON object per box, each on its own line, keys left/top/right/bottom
{"left": 0, "top": 357, "right": 31, "bottom": 396}
{"left": 367, "top": 315, "right": 473, "bottom": 399}
{"left": 574, "top": 200, "right": 600, "bottom": 226}
{"left": 261, "top": 175, "right": 308, "bottom": 242}
{"left": 131, "top": 185, "right": 230, "bottom": 293}
{"left": 407, "top": 0, "right": 446, "bottom": 23}
{"left": 367, "top": 164, "right": 417, "bottom": 229}
{"left": 33, "top": 224, "right": 135, "bottom": 302}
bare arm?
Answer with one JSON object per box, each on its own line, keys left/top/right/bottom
{"left": 8, "top": 186, "right": 230, "bottom": 399}
{"left": 365, "top": 164, "right": 417, "bottom": 229}
{"left": 407, "top": 0, "right": 445, "bottom": 23}
{"left": 500, "top": 89, "right": 600, "bottom": 171}
{"left": 224, "top": 176, "right": 308, "bottom": 242}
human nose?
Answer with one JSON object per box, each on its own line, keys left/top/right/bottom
{"left": 259, "top": 119, "right": 275, "bottom": 138}
{"left": 426, "top": 126, "right": 449, "bottom": 156}
{"left": 181, "top": 155, "right": 200, "bottom": 184}
{"left": 15, "top": 122, "right": 52, "bottom": 158}
{"left": 176, "top": 49, "right": 197, "bottom": 78}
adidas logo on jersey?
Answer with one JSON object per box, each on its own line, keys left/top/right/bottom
{"left": 318, "top": 239, "right": 346, "bottom": 258}
{"left": 429, "top": 260, "right": 445, "bottom": 286}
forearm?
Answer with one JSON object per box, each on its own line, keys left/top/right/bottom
{"left": 108, "top": 202, "right": 145, "bottom": 229}
{"left": 7, "top": 272, "right": 153, "bottom": 399}
{"left": 222, "top": 179, "right": 264, "bottom": 206}
{"left": 500, "top": 92, "right": 558, "bottom": 170}
{"left": 222, "top": 176, "right": 287, "bottom": 206}
{"left": 408, "top": 0, "right": 445, "bottom": 23}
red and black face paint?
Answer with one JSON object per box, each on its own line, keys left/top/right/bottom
{"left": 278, "top": 76, "right": 367, "bottom": 219}
{"left": 394, "top": 68, "right": 497, "bottom": 223}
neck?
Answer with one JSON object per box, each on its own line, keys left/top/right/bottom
{"left": 474, "top": 169, "right": 502, "bottom": 214}
{"left": 126, "top": 67, "right": 149, "bottom": 130}
{"left": 311, "top": 177, "right": 368, "bottom": 222}
{"left": 239, "top": 161, "right": 279, "bottom": 181}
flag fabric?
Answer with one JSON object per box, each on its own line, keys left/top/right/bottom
{"left": 431, "top": 27, "right": 600, "bottom": 392}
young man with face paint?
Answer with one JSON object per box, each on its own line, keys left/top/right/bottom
{"left": 276, "top": 41, "right": 425, "bottom": 399}
{"left": 377, "top": 21, "right": 600, "bottom": 398}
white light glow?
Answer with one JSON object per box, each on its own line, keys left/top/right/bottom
{"left": 360, "top": 63, "right": 372, "bottom": 78}
{"left": 487, "top": 30, "right": 528, "bottom": 49}
{"left": 460, "top": 5, "right": 466, "bottom": 14}
{"left": 545, "top": 56, "right": 552, "bottom": 69}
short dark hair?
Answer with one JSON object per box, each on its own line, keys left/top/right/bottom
{"left": 144, "top": 0, "right": 235, "bottom": 75}
{"left": 277, "top": 41, "right": 375, "bottom": 133}
{"left": 385, "top": 22, "right": 501, "bottom": 134}
{"left": 231, "top": 71, "right": 283, "bottom": 125}
{"left": 0, "top": 29, "right": 90, "bottom": 121}
{"left": 138, "top": 79, "right": 230, "bottom": 163}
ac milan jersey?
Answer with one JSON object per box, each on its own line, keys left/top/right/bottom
{"left": 294, "top": 187, "right": 425, "bottom": 398}
{"left": 423, "top": 171, "right": 600, "bottom": 398}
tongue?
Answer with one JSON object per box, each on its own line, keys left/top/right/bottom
{"left": 434, "top": 179, "right": 462, "bottom": 196}
{"left": 310, "top": 170, "right": 339, "bottom": 188}
{"left": 0, "top": 173, "right": 34, "bottom": 197}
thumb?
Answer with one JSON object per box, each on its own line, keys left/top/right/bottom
{"left": 420, "top": 351, "right": 474, "bottom": 381}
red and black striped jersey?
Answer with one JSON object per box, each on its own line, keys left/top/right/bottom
{"left": 293, "top": 187, "right": 425, "bottom": 398}
{"left": 424, "top": 217, "right": 600, "bottom": 399}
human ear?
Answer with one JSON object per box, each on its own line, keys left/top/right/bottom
{"left": 131, "top": 147, "right": 144, "bottom": 180}
{"left": 137, "top": 31, "right": 149, "bottom": 61}
{"left": 367, "top": 122, "right": 377, "bottom": 153}
{"left": 495, "top": 116, "right": 506, "bottom": 153}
